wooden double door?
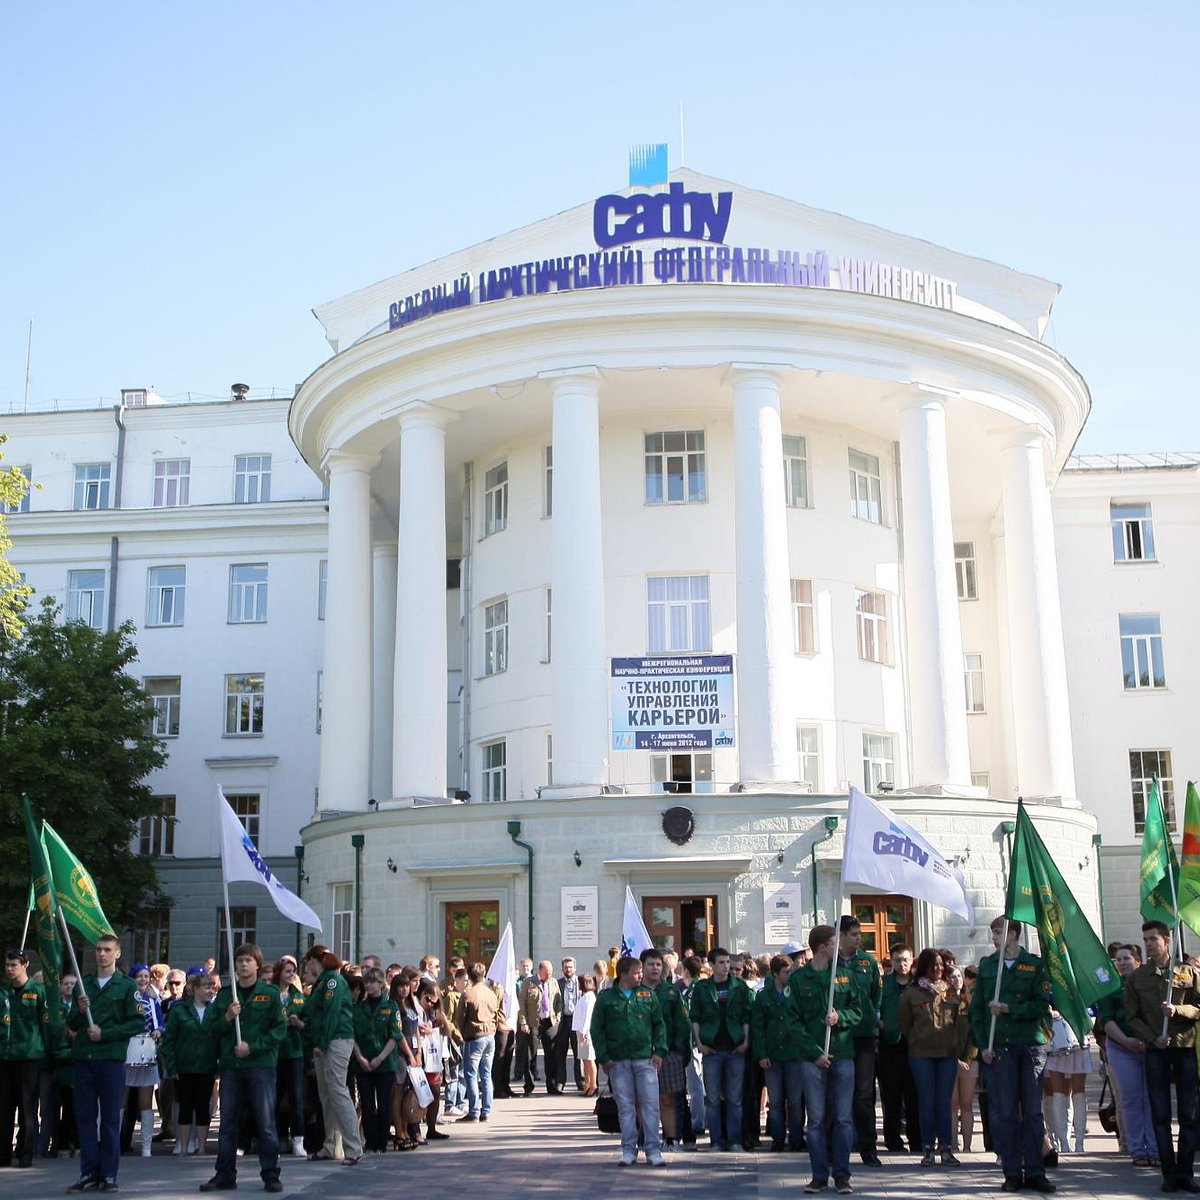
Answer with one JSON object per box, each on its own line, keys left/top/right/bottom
{"left": 849, "top": 893, "right": 914, "bottom": 957}
{"left": 444, "top": 900, "right": 500, "bottom": 965}
{"left": 642, "top": 895, "right": 718, "bottom": 956}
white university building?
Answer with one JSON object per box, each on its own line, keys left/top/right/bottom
{"left": 4, "top": 170, "right": 1195, "bottom": 969}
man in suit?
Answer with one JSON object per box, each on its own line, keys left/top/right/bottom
{"left": 519, "top": 961, "right": 563, "bottom": 1094}
{"left": 513, "top": 958, "right": 537, "bottom": 1087}
{"left": 556, "top": 958, "right": 583, "bottom": 1092}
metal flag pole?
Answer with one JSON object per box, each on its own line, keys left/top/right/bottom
{"left": 221, "top": 874, "right": 243, "bottom": 1046}
{"left": 1163, "top": 786, "right": 1181, "bottom": 1041}
{"left": 56, "top": 908, "right": 93, "bottom": 1029}
{"left": 823, "top": 861, "right": 847, "bottom": 1056}
{"left": 18, "top": 907, "right": 31, "bottom": 954}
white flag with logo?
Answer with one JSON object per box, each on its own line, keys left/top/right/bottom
{"left": 217, "top": 786, "right": 323, "bottom": 930}
{"left": 620, "top": 886, "right": 654, "bottom": 958}
{"left": 486, "top": 921, "right": 518, "bottom": 1030}
{"left": 841, "top": 786, "right": 972, "bottom": 921}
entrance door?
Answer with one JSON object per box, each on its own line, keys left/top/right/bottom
{"left": 642, "top": 895, "right": 717, "bottom": 956}
{"left": 849, "top": 894, "right": 914, "bottom": 958}
{"left": 444, "top": 900, "right": 500, "bottom": 965}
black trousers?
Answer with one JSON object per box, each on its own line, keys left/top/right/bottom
{"left": 492, "top": 1028, "right": 514, "bottom": 1097}
{"left": 554, "top": 1023, "right": 582, "bottom": 1090}
{"left": 852, "top": 1038, "right": 878, "bottom": 1159}
{"left": 0, "top": 1059, "right": 40, "bottom": 1164}
{"left": 536, "top": 1020, "right": 560, "bottom": 1092}
{"left": 878, "top": 1041, "right": 921, "bottom": 1150}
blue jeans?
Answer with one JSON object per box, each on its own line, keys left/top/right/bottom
{"left": 1106, "top": 1038, "right": 1155, "bottom": 1159}
{"left": 73, "top": 1059, "right": 125, "bottom": 1183}
{"left": 702, "top": 1049, "right": 744, "bottom": 1148}
{"left": 801, "top": 1057, "right": 853, "bottom": 1181}
{"left": 1146, "top": 1044, "right": 1200, "bottom": 1183}
{"left": 463, "top": 1035, "right": 495, "bottom": 1118}
{"left": 983, "top": 1044, "right": 1046, "bottom": 1180}
{"left": 763, "top": 1059, "right": 804, "bottom": 1148}
{"left": 215, "top": 1067, "right": 279, "bottom": 1183}
{"left": 609, "top": 1060, "right": 661, "bottom": 1159}
{"left": 909, "top": 1055, "right": 958, "bottom": 1150}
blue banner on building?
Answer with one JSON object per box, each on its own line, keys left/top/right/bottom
{"left": 610, "top": 655, "right": 735, "bottom": 751}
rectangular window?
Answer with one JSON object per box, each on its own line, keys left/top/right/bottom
{"left": 147, "top": 565, "right": 185, "bottom": 627}
{"left": 1130, "top": 750, "right": 1176, "bottom": 834}
{"left": 855, "top": 589, "right": 890, "bottom": 665}
{"left": 152, "top": 459, "right": 190, "bottom": 507}
{"left": 484, "top": 462, "right": 508, "bottom": 536}
{"left": 225, "top": 792, "right": 261, "bottom": 842}
{"left": 542, "top": 587, "right": 552, "bottom": 663}
{"left": 645, "top": 431, "right": 707, "bottom": 504}
{"left": 1112, "top": 502, "right": 1156, "bottom": 562}
{"left": 144, "top": 676, "right": 181, "bottom": 738}
{"left": 73, "top": 463, "right": 111, "bottom": 511}
{"left": 315, "top": 670, "right": 323, "bottom": 734}
{"left": 862, "top": 732, "right": 896, "bottom": 792}
{"left": 318, "top": 560, "right": 328, "bottom": 621}
{"left": 647, "top": 575, "right": 711, "bottom": 653}
{"left": 848, "top": 449, "right": 883, "bottom": 524}
{"left": 954, "top": 541, "right": 978, "bottom": 600}
{"left": 483, "top": 599, "right": 508, "bottom": 676}
{"left": 67, "top": 569, "right": 106, "bottom": 628}
{"left": 228, "top": 563, "right": 269, "bottom": 623}
{"left": 225, "top": 673, "right": 265, "bottom": 735}
{"left": 216, "top": 908, "right": 256, "bottom": 972}
{"left": 546, "top": 732, "right": 553, "bottom": 787}
{"left": 964, "top": 652, "right": 986, "bottom": 713}
{"left": 650, "top": 751, "right": 715, "bottom": 794}
{"left": 331, "top": 884, "right": 353, "bottom": 963}
{"left": 139, "top": 796, "right": 176, "bottom": 856}
{"left": 783, "top": 435, "right": 809, "bottom": 508}
{"left": 1120, "top": 613, "right": 1166, "bottom": 690}
{"left": 791, "top": 578, "right": 815, "bottom": 654}
{"left": 3, "top": 465, "right": 31, "bottom": 514}
{"left": 543, "top": 445, "right": 553, "bottom": 517}
{"left": 971, "top": 771, "right": 991, "bottom": 791}
{"left": 234, "top": 454, "right": 271, "bottom": 504}
{"left": 796, "top": 725, "right": 821, "bottom": 790}
{"left": 131, "top": 908, "right": 170, "bottom": 967}
{"left": 482, "top": 740, "right": 507, "bottom": 802}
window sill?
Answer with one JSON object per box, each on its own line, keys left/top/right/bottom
{"left": 1113, "top": 558, "right": 1160, "bottom": 567}
{"left": 227, "top": 619, "right": 268, "bottom": 626}
{"left": 644, "top": 499, "right": 710, "bottom": 507}
{"left": 476, "top": 671, "right": 508, "bottom": 681}
{"left": 794, "top": 650, "right": 818, "bottom": 658}
{"left": 644, "top": 649, "right": 715, "bottom": 657}
{"left": 223, "top": 733, "right": 265, "bottom": 739}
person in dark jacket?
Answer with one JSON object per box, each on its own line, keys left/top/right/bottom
{"left": 161, "top": 971, "right": 220, "bottom": 1158}
{"left": 752, "top": 954, "right": 805, "bottom": 1152}
{"left": 690, "top": 946, "right": 753, "bottom": 1152}
{"left": 0, "top": 949, "right": 47, "bottom": 1168}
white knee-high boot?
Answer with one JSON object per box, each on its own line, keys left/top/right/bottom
{"left": 1071, "top": 1092, "right": 1086, "bottom": 1154}
{"left": 1044, "top": 1092, "right": 1068, "bottom": 1155}
{"left": 141, "top": 1109, "right": 155, "bottom": 1156}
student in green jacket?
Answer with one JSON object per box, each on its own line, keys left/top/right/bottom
{"left": 838, "top": 915, "right": 883, "bottom": 1168}
{"left": 272, "top": 955, "right": 307, "bottom": 1160}
{"left": 753, "top": 954, "right": 805, "bottom": 1152}
{"left": 352, "top": 967, "right": 402, "bottom": 1153}
{"left": 690, "top": 946, "right": 754, "bottom": 1152}
{"left": 0, "top": 948, "right": 47, "bottom": 1168}
{"left": 640, "top": 947, "right": 689, "bottom": 1148}
{"left": 161, "top": 970, "right": 220, "bottom": 1158}
{"left": 302, "top": 945, "right": 362, "bottom": 1163}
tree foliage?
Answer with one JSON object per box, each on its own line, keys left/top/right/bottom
{"left": 0, "top": 434, "right": 33, "bottom": 638}
{"left": 0, "top": 597, "right": 169, "bottom": 943}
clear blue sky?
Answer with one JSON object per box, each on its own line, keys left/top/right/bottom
{"left": 3, "top": 3, "right": 1197, "bottom": 452}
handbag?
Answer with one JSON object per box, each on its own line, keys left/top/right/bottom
{"left": 1097, "top": 1076, "right": 1118, "bottom": 1133}
{"left": 125, "top": 1034, "right": 158, "bottom": 1067}
{"left": 594, "top": 1084, "right": 621, "bottom": 1134}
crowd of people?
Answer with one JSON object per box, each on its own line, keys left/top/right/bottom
{"left": 0, "top": 914, "right": 1196, "bottom": 1195}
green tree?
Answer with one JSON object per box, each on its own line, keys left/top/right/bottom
{"left": 0, "top": 597, "right": 169, "bottom": 942}
{"left": 0, "top": 434, "right": 33, "bottom": 638}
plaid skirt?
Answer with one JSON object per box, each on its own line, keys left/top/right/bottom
{"left": 657, "top": 1050, "right": 686, "bottom": 1095}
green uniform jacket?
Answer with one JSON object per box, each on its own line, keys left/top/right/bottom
{"left": 1126, "top": 960, "right": 1200, "bottom": 1049}
{"left": 2, "top": 978, "right": 47, "bottom": 1062}
{"left": 653, "top": 979, "right": 691, "bottom": 1057}
{"left": 160, "top": 1000, "right": 220, "bottom": 1076}
{"left": 969, "top": 949, "right": 1052, "bottom": 1048}
{"left": 307, "top": 968, "right": 354, "bottom": 1049}
{"left": 211, "top": 979, "right": 286, "bottom": 1070}
{"left": 1095, "top": 989, "right": 1133, "bottom": 1040}
{"left": 590, "top": 984, "right": 667, "bottom": 1063}
{"left": 689, "top": 975, "right": 754, "bottom": 1049}
{"left": 68, "top": 972, "right": 143, "bottom": 1062}
{"left": 353, "top": 995, "right": 402, "bottom": 1072}
{"left": 840, "top": 950, "right": 881, "bottom": 1040}
{"left": 751, "top": 983, "right": 808, "bottom": 1062}
{"left": 878, "top": 974, "right": 916, "bottom": 1047}
{"left": 788, "top": 960, "right": 863, "bottom": 1061}
{"left": 278, "top": 987, "right": 307, "bottom": 1060}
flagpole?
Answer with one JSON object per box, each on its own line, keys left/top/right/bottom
{"left": 221, "top": 871, "right": 244, "bottom": 1045}
{"left": 823, "top": 861, "right": 846, "bottom": 1056}
{"left": 1162, "top": 786, "right": 1180, "bottom": 1040}
{"left": 988, "top": 805, "right": 1019, "bottom": 1055}
{"left": 56, "top": 908, "right": 93, "bottom": 1029}
{"left": 19, "top": 907, "right": 31, "bottom": 954}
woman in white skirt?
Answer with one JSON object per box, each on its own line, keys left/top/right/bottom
{"left": 124, "top": 964, "right": 164, "bottom": 1157}
{"left": 1044, "top": 1009, "right": 1093, "bottom": 1157}
{"left": 573, "top": 974, "right": 598, "bottom": 1095}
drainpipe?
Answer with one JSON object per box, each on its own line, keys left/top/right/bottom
{"left": 811, "top": 815, "right": 839, "bottom": 923}
{"left": 108, "top": 404, "right": 128, "bottom": 632}
{"left": 507, "top": 820, "right": 534, "bottom": 959}
{"left": 351, "top": 833, "right": 365, "bottom": 963}
{"left": 294, "top": 844, "right": 305, "bottom": 960}
{"left": 1092, "top": 833, "right": 1106, "bottom": 942}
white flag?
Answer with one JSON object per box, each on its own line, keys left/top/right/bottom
{"left": 486, "top": 921, "right": 518, "bottom": 1030}
{"left": 620, "top": 886, "right": 654, "bottom": 958}
{"left": 841, "top": 786, "right": 972, "bottom": 921}
{"left": 217, "top": 787, "right": 323, "bottom": 930}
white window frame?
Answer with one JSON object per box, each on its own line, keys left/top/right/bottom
{"left": 970, "top": 771, "right": 990, "bottom": 791}
{"left": 796, "top": 725, "right": 821, "bottom": 790}
{"left": 482, "top": 739, "right": 507, "bottom": 803}
{"left": 483, "top": 598, "right": 508, "bottom": 676}
{"left": 1111, "top": 502, "right": 1156, "bottom": 563}
{"left": 217, "top": 908, "right": 257, "bottom": 973}
{"left": 542, "top": 586, "right": 552, "bottom": 663}
{"left": 73, "top": 463, "right": 111, "bottom": 511}
{"left": 644, "top": 431, "right": 707, "bottom": 504}
{"left": 1119, "top": 613, "right": 1166, "bottom": 690}
{"left": 954, "top": 541, "right": 978, "bottom": 600}
{"left": 153, "top": 458, "right": 190, "bottom": 507}
{"left": 650, "top": 751, "right": 715, "bottom": 794}
{"left": 862, "top": 732, "right": 896, "bottom": 793}
{"left": 3, "top": 465, "right": 31, "bottom": 514}
{"left": 147, "top": 565, "right": 185, "bottom": 627}
{"left": 855, "top": 589, "right": 890, "bottom": 665}
{"left": 315, "top": 670, "right": 323, "bottom": 735}
{"left": 234, "top": 454, "right": 271, "bottom": 504}
{"left": 791, "top": 578, "right": 815, "bottom": 654}
{"left": 139, "top": 796, "right": 176, "bottom": 857}
{"left": 224, "top": 673, "right": 265, "bottom": 736}
{"left": 783, "top": 435, "right": 810, "bottom": 508}
{"left": 542, "top": 445, "right": 553, "bottom": 518}
{"left": 331, "top": 883, "right": 353, "bottom": 962}
{"left": 964, "top": 652, "right": 986, "bottom": 713}
{"left": 317, "top": 560, "right": 328, "bottom": 621}
{"left": 848, "top": 449, "right": 883, "bottom": 524}
{"left": 228, "top": 563, "right": 269, "bottom": 624}
{"left": 225, "top": 792, "right": 261, "bottom": 841}
{"left": 647, "top": 575, "right": 711, "bottom": 654}
{"left": 483, "top": 462, "right": 508, "bottom": 536}
{"left": 67, "top": 569, "right": 106, "bottom": 628}
{"left": 131, "top": 908, "right": 170, "bottom": 966}
{"left": 144, "top": 676, "right": 181, "bottom": 738}
{"left": 1130, "top": 750, "right": 1175, "bottom": 834}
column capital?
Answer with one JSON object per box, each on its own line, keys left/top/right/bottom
{"left": 993, "top": 421, "right": 1053, "bottom": 453}
{"left": 321, "top": 448, "right": 380, "bottom": 476}
{"left": 538, "top": 365, "right": 601, "bottom": 383}
{"left": 888, "top": 383, "right": 954, "bottom": 415}
{"left": 727, "top": 362, "right": 790, "bottom": 388}
{"left": 388, "top": 400, "right": 457, "bottom": 431}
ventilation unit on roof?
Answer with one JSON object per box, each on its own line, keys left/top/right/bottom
{"left": 231, "top": 383, "right": 250, "bottom": 402}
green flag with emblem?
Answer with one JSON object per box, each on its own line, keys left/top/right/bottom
{"left": 41, "top": 819, "right": 115, "bottom": 943}
{"left": 21, "top": 795, "right": 63, "bottom": 1027}
{"left": 1140, "top": 776, "right": 1179, "bottom": 928}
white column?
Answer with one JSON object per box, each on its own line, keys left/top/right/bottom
{"left": 545, "top": 369, "right": 608, "bottom": 795}
{"left": 896, "top": 391, "right": 972, "bottom": 790}
{"left": 1000, "top": 426, "right": 1078, "bottom": 805}
{"left": 317, "top": 451, "right": 377, "bottom": 813}
{"left": 393, "top": 404, "right": 451, "bottom": 800}
{"left": 370, "top": 538, "right": 397, "bottom": 802}
{"left": 732, "top": 366, "right": 796, "bottom": 783}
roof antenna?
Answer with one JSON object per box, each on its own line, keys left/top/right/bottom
{"left": 679, "top": 101, "right": 686, "bottom": 169}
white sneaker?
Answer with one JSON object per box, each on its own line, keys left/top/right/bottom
{"left": 173, "top": 1141, "right": 183, "bottom": 1156}
{"left": 292, "top": 1137, "right": 306, "bottom": 1158}
{"left": 647, "top": 1149, "right": 665, "bottom": 1167}
{"left": 619, "top": 1151, "right": 636, "bottom": 1167}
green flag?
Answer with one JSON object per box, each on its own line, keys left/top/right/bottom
{"left": 21, "top": 796, "right": 63, "bottom": 1025}
{"left": 1177, "top": 782, "right": 1200, "bottom": 937}
{"left": 1005, "top": 801, "right": 1120, "bottom": 1043}
{"left": 1140, "top": 776, "right": 1179, "bottom": 927}
{"left": 41, "top": 820, "right": 115, "bottom": 943}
